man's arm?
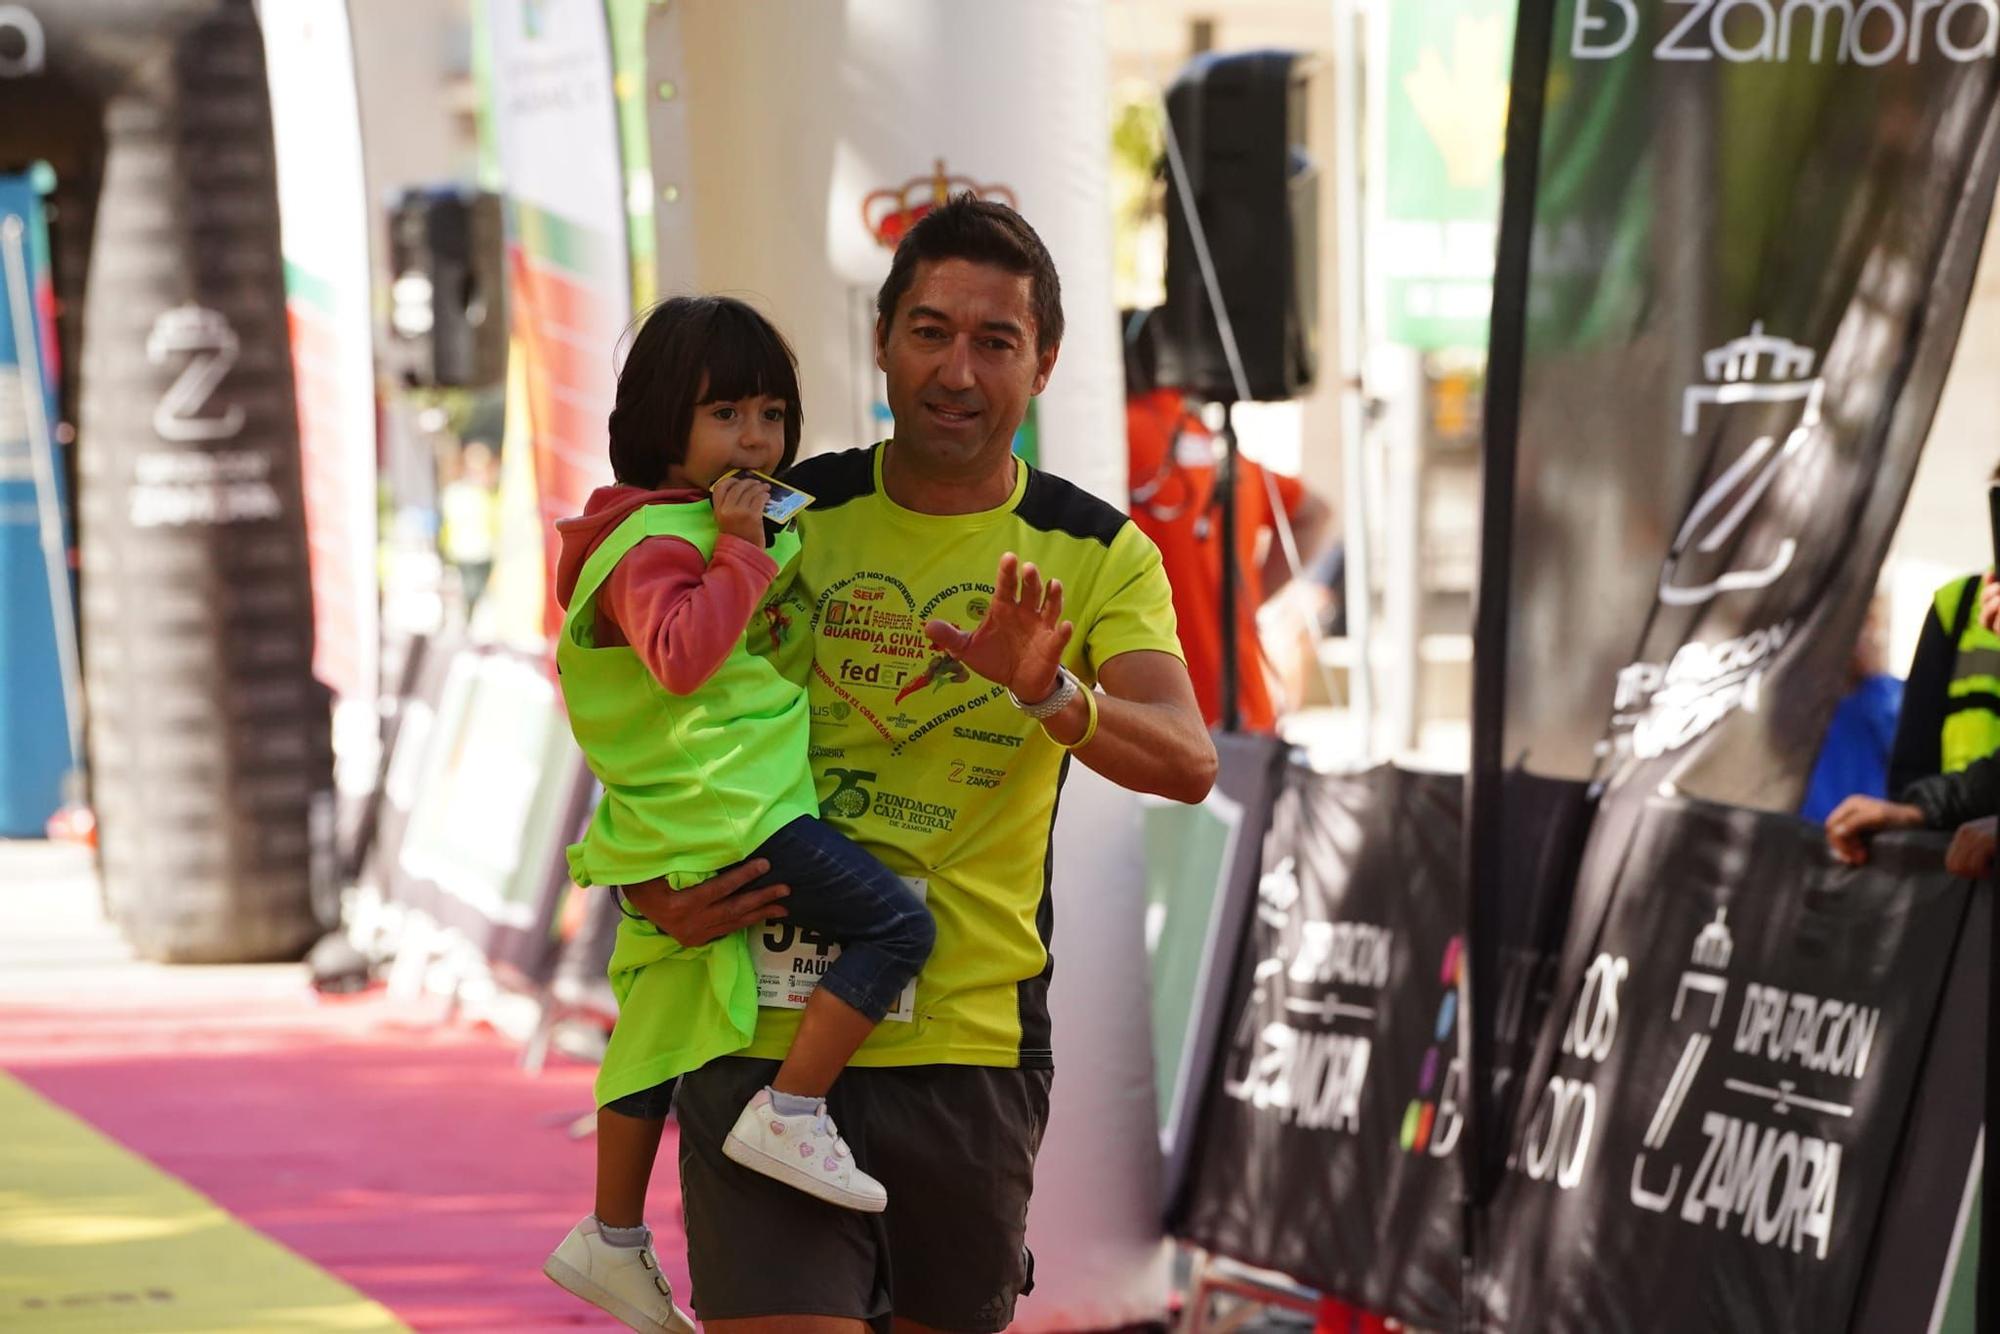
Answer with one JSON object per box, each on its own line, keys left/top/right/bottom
{"left": 1040, "top": 649, "right": 1217, "bottom": 804}
{"left": 1824, "top": 794, "right": 1925, "bottom": 865}
{"left": 1902, "top": 752, "right": 1999, "bottom": 831}
{"left": 1946, "top": 816, "right": 1997, "bottom": 879}
{"left": 1825, "top": 754, "right": 1998, "bottom": 866}
{"left": 1258, "top": 483, "right": 1332, "bottom": 604}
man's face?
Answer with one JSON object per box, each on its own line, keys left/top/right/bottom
{"left": 876, "top": 257, "right": 1058, "bottom": 478}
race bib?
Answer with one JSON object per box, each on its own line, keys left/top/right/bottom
{"left": 750, "top": 876, "right": 926, "bottom": 1023}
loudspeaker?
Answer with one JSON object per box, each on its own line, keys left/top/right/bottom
{"left": 1159, "top": 51, "right": 1318, "bottom": 403}
{"left": 386, "top": 187, "right": 505, "bottom": 388}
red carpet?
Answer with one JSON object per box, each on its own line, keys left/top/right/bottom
{"left": 0, "top": 983, "right": 688, "bottom": 1331}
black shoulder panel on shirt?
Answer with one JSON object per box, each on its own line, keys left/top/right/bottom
{"left": 786, "top": 445, "right": 878, "bottom": 511}
{"left": 1017, "top": 467, "right": 1128, "bottom": 548}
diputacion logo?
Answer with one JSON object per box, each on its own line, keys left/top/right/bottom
{"left": 1660, "top": 321, "right": 1825, "bottom": 608}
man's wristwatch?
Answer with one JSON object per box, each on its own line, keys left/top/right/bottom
{"left": 1007, "top": 666, "right": 1080, "bottom": 721}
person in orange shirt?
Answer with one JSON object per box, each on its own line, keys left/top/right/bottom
{"left": 1122, "top": 310, "right": 1333, "bottom": 733}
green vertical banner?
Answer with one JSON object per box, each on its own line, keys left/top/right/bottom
{"left": 605, "top": 0, "right": 656, "bottom": 307}
{"left": 1380, "top": 0, "right": 1515, "bottom": 350}
{"left": 483, "top": 0, "right": 633, "bottom": 639}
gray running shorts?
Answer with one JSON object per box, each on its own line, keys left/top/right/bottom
{"left": 674, "top": 1055, "right": 1050, "bottom": 1331}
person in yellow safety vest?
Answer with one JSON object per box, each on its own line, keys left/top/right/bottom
{"left": 1886, "top": 567, "right": 2000, "bottom": 792}
{"left": 439, "top": 439, "right": 501, "bottom": 612}
{"left": 1829, "top": 572, "right": 1999, "bottom": 879}
{"left": 1888, "top": 463, "right": 2000, "bottom": 792}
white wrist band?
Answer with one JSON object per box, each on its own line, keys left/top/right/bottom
{"left": 1007, "top": 666, "right": 1080, "bottom": 721}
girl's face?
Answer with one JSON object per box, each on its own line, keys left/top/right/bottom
{"left": 669, "top": 377, "right": 791, "bottom": 488}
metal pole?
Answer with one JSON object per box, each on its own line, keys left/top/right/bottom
{"left": 1462, "top": 1, "right": 1562, "bottom": 1327}
{"left": 1354, "top": 0, "right": 1423, "bottom": 760}
{"left": 1381, "top": 348, "right": 1423, "bottom": 756}
{"left": 1331, "top": 0, "right": 1376, "bottom": 758}
{"left": 2, "top": 215, "right": 86, "bottom": 782}
{"left": 1216, "top": 400, "right": 1240, "bottom": 732}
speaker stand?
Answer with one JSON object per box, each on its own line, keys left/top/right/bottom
{"left": 1213, "top": 399, "right": 1242, "bottom": 735}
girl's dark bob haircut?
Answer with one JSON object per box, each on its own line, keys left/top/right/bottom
{"left": 608, "top": 295, "right": 804, "bottom": 488}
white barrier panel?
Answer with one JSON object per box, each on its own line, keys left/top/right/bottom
{"left": 1035, "top": 763, "right": 1173, "bottom": 1328}
{"left": 260, "top": 0, "right": 381, "bottom": 796}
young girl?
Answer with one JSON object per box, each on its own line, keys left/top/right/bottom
{"left": 542, "top": 297, "right": 933, "bottom": 1332}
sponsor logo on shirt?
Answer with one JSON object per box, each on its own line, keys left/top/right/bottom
{"left": 822, "top": 768, "right": 876, "bottom": 820}
{"left": 870, "top": 788, "right": 960, "bottom": 833}
{"left": 812, "top": 571, "right": 1007, "bottom": 755}
{"left": 952, "top": 725, "right": 1025, "bottom": 749}
{"left": 947, "top": 759, "right": 1006, "bottom": 790}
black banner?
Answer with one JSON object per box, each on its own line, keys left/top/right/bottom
{"left": 1175, "top": 764, "right": 1464, "bottom": 1327}
{"left": 1181, "top": 3, "right": 2000, "bottom": 1322}
{"left": 1486, "top": 4, "right": 2000, "bottom": 804}
{"left": 1175, "top": 765, "right": 1976, "bottom": 1331}
{"left": 1471, "top": 0, "right": 2000, "bottom": 1299}
{"left": 1848, "top": 871, "right": 1989, "bottom": 1333}
{"left": 1477, "top": 799, "right": 1968, "bottom": 1332}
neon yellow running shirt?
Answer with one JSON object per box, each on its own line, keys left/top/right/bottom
{"left": 745, "top": 445, "right": 1183, "bottom": 1070}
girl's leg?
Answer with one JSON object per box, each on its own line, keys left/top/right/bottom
{"left": 752, "top": 817, "right": 935, "bottom": 1099}
{"left": 551, "top": 1081, "right": 695, "bottom": 1330}
{"left": 721, "top": 822, "right": 926, "bottom": 1212}
{"left": 772, "top": 989, "right": 876, "bottom": 1099}
{"left": 594, "top": 1106, "right": 667, "bottom": 1228}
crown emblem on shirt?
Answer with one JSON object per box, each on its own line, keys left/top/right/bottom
{"left": 863, "top": 159, "right": 1018, "bottom": 250}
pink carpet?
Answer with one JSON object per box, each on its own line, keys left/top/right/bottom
{"left": 0, "top": 982, "right": 688, "bottom": 1331}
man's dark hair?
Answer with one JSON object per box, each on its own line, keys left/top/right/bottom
{"left": 608, "top": 295, "right": 803, "bottom": 488}
{"left": 875, "top": 195, "right": 1064, "bottom": 354}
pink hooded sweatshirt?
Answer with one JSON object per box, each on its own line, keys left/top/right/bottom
{"left": 553, "top": 485, "right": 779, "bottom": 694}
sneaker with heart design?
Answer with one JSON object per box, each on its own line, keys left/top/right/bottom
{"left": 721, "top": 1087, "right": 888, "bottom": 1212}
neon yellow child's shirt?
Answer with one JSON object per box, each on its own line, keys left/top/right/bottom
{"left": 745, "top": 444, "right": 1184, "bottom": 1070}
{"left": 557, "top": 502, "right": 817, "bottom": 1106}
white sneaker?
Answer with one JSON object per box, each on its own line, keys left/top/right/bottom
{"left": 543, "top": 1216, "right": 696, "bottom": 1334}
{"left": 722, "top": 1087, "right": 888, "bottom": 1212}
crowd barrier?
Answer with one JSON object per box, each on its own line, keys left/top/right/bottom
{"left": 1168, "top": 760, "right": 1984, "bottom": 1333}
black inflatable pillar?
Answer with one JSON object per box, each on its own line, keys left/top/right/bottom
{"left": 0, "top": 0, "right": 331, "bottom": 961}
